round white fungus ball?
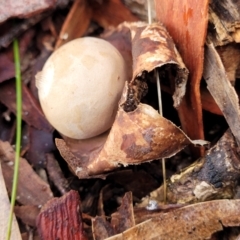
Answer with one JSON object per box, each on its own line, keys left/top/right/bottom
{"left": 36, "top": 37, "right": 126, "bottom": 139}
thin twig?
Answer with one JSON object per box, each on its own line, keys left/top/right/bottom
{"left": 6, "top": 39, "right": 22, "bottom": 240}
{"left": 147, "top": 0, "right": 167, "bottom": 204}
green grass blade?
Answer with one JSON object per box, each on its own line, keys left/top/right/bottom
{"left": 6, "top": 39, "right": 22, "bottom": 240}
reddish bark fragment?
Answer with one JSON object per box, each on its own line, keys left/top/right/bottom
{"left": 201, "top": 88, "right": 222, "bottom": 115}
{"left": 37, "top": 190, "right": 88, "bottom": 240}
{"left": 156, "top": 0, "right": 209, "bottom": 157}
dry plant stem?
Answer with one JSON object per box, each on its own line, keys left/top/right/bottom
{"left": 147, "top": 0, "right": 167, "bottom": 204}
{"left": 156, "top": 72, "right": 167, "bottom": 204}
{"left": 6, "top": 39, "right": 22, "bottom": 240}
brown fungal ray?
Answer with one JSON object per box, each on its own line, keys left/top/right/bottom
{"left": 56, "top": 103, "right": 206, "bottom": 179}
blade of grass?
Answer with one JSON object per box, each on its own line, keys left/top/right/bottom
{"left": 6, "top": 39, "right": 22, "bottom": 240}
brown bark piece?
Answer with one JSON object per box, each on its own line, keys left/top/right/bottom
{"left": 92, "top": 217, "right": 114, "bottom": 240}
{"left": 92, "top": 192, "right": 134, "bottom": 240}
{"left": 216, "top": 43, "right": 240, "bottom": 86}
{"left": 106, "top": 199, "right": 240, "bottom": 240}
{"left": 91, "top": 0, "right": 139, "bottom": 28}
{"left": 26, "top": 127, "right": 56, "bottom": 168}
{"left": 46, "top": 153, "right": 70, "bottom": 195}
{"left": 15, "top": 205, "right": 40, "bottom": 227}
{"left": 156, "top": 0, "right": 209, "bottom": 156}
{"left": 37, "top": 190, "right": 87, "bottom": 240}
{"left": 55, "top": 0, "right": 92, "bottom": 49}
{"left": 0, "top": 141, "right": 53, "bottom": 206}
{"left": 0, "top": 0, "right": 56, "bottom": 23}
{"left": 111, "top": 192, "right": 135, "bottom": 234}
{"left": 208, "top": 0, "right": 240, "bottom": 46}
{"left": 0, "top": 80, "right": 53, "bottom": 132}
{"left": 203, "top": 42, "right": 240, "bottom": 146}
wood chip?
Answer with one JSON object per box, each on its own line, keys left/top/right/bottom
{"left": 37, "top": 190, "right": 87, "bottom": 240}
{"left": 0, "top": 140, "right": 53, "bottom": 206}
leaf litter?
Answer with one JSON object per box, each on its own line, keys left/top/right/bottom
{"left": 1, "top": 0, "right": 240, "bottom": 239}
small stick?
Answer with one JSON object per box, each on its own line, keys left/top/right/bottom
{"left": 147, "top": 0, "right": 167, "bottom": 204}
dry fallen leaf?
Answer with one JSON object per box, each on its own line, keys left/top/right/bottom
{"left": 203, "top": 42, "right": 240, "bottom": 146}
{"left": 0, "top": 163, "right": 21, "bottom": 240}
{"left": 106, "top": 199, "right": 240, "bottom": 240}
{"left": 0, "top": 140, "right": 53, "bottom": 206}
